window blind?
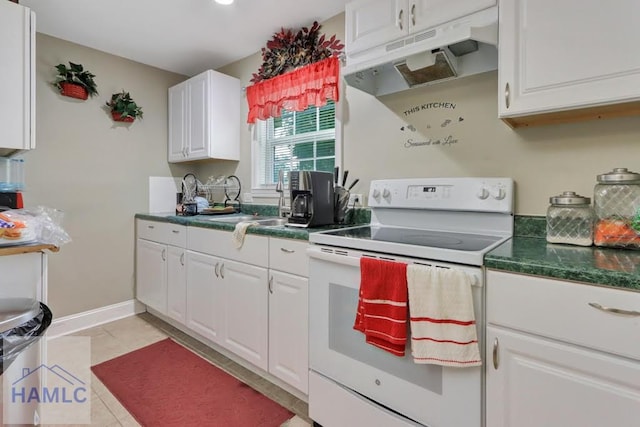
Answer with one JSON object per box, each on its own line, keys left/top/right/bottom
{"left": 256, "top": 101, "right": 335, "bottom": 187}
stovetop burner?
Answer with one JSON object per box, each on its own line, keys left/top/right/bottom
{"left": 321, "top": 226, "right": 502, "bottom": 252}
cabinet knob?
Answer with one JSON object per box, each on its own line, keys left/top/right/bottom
{"left": 268, "top": 276, "right": 274, "bottom": 294}
{"left": 280, "top": 247, "right": 295, "bottom": 254}
{"left": 172, "top": 230, "right": 180, "bottom": 234}
{"left": 214, "top": 262, "right": 220, "bottom": 278}
{"left": 180, "top": 253, "right": 184, "bottom": 266}
{"left": 492, "top": 337, "right": 499, "bottom": 370}
{"left": 477, "top": 186, "right": 489, "bottom": 200}
{"left": 161, "top": 248, "right": 166, "bottom": 261}
{"left": 398, "top": 9, "right": 404, "bottom": 31}
{"left": 491, "top": 187, "right": 506, "bottom": 200}
{"left": 220, "top": 263, "right": 225, "bottom": 279}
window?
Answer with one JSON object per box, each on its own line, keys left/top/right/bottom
{"left": 253, "top": 101, "right": 338, "bottom": 189}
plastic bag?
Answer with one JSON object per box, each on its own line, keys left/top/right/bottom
{"left": 0, "top": 302, "right": 52, "bottom": 375}
{"left": 0, "top": 206, "right": 71, "bottom": 247}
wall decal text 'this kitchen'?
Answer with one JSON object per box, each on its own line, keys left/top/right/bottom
{"left": 403, "top": 102, "right": 456, "bottom": 116}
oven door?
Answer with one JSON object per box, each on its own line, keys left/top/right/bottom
{"left": 308, "top": 245, "right": 483, "bottom": 427}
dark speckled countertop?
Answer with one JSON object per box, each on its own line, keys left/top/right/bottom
{"left": 486, "top": 216, "right": 640, "bottom": 292}
{"left": 136, "top": 211, "right": 640, "bottom": 292}
{"left": 135, "top": 205, "right": 371, "bottom": 242}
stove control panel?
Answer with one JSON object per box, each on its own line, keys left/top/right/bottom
{"left": 368, "top": 177, "right": 514, "bottom": 213}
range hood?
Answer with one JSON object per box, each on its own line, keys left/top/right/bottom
{"left": 343, "top": 7, "right": 498, "bottom": 97}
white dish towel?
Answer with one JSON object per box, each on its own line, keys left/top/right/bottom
{"left": 406, "top": 264, "right": 482, "bottom": 367}
{"left": 232, "top": 221, "right": 259, "bottom": 248}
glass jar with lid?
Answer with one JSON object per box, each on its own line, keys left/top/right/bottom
{"left": 593, "top": 168, "right": 640, "bottom": 249}
{"left": 547, "top": 191, "right": 593, "bottom": 246}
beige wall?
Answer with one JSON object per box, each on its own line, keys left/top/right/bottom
{"left": 355, "top": 72, "right": 640, "bottom": 215}
{"left": 200, "top": 12, "right": 640, "bottom": 216}
{"left": 26, "top": 34, "right": 191, "bottom": 317}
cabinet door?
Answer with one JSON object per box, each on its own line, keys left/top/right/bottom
{"left": 0, "top": 2, "right": 34, "bottom": 151}
{"left": 268, "top": 271, "right": 309, "bottom": 393}
{"left": 346, "top": 0, "right": 408, "bottom": 55}
{"left": 410, "top": 0, "right": 495, "bottom": 33}
{"left": 186, "top": 250, "right": 223, "bottom": 344}
{"left": 486, "top": 326, "right": 640, "bottom": 427}
{"left": 168, "top": 82, "right": 187, "bottom": 162}
{"left": 186, "top": 72, "right": 210, "bottom": 160}
{"left": 167, "top": 246, "right": 187, "bottom": 324}
{"left": 136, "top": 239, "right": 167, "bottom": 315}
{"left": 498, "top": 0, "right": 640, "bottom": 119}
{"left": 220, "top": 259, "right": 269, "bottom": 371}
{"left": 0, "top": 252, "right": 43, "bottom": 301}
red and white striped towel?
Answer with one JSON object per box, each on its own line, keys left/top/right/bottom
{"left": 354, "top": 257, "right": 408, "bottom": 357}
{"left": 407, "top": 264, "right": 481, "bottom": 367}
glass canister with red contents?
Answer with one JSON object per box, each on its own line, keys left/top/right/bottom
{"left": 593, "top": 168, "right": 640, "bottom": 249}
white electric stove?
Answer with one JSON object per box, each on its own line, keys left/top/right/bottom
{"left": 307, "top": 177, "right": 514, "bottom": 427}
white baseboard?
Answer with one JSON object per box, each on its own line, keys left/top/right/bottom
{"left": 46, "top": 299, "right": 146, "bottom": 338}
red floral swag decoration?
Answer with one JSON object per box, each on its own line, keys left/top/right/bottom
{"left": 246, "top": 56, "right": 340, "bottom": 124}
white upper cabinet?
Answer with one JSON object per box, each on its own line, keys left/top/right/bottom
{"left": 0, "top": 1, "right": 35, "bottom": 153}
{"left": 168, "top": 69, "right": 240, "bottom": 163}
{"left": 346, "top": 0, "right": 496, "bottom": 56}
{"left": 346, "top": 0, "right": 406, "bottom": 55}
{"left": 499, "top": 0, "right": 640, "bottom": 127}
{"left": 410, "top": 0, "right": 496, "bottom": 34}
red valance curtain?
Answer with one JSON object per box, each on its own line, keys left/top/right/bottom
{"left": 246, "top": 56, "right": 340, "bottom": 124}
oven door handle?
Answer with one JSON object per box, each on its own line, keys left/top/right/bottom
{"left": 307, "top": 246, "right": 482, "bottom": 287}
{"left": 307, "top": 246, "right": 361, "bottom": 267}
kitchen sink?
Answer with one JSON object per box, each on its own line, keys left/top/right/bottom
{"left": 254, "top": 218, "right": 288, "bottom": 227}
{"left": 202, "top": 215, "right": 258, "bottom": 223}
{"left": 198, "top": 215, "right": 288, "bottom": 227}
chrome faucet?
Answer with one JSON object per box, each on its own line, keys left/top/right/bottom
{"left": 275, "top": 170, "right": 290, "bottom": 218}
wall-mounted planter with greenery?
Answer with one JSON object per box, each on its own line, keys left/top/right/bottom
{"left": 52, "top": 62, "right": 98, "bottom": 100}
{"left": 106, "top": 91, "right": 143, "bottom": 123}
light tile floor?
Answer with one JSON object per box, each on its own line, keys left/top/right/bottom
{"left": 45, "top": 312, "right": 312, "bottom": 426}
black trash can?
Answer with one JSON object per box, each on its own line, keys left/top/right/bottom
{"left": 0, "top": 298, "right": 52, "bottom": 375}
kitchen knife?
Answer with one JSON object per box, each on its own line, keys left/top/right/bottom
{"left": 342, "top": 170, "right": 349, "bottom": 187}
{"left": 334, "top": 166, "right": 339, "bottom": 186}
{"left": 347, "top": 178, "right": 360, "bottom": 191}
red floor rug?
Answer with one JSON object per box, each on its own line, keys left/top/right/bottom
{"left": 91, "top": 338, "right": 294, "bottom": 427}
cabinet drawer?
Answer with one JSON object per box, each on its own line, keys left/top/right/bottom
{"left": 487, "top": 270, "right": 640, "bottom": 361}
{"left": 137, "top": 220, "right": 170, "bottom": 242}
{"left": 187, "top": 227, "right": 268, "bottom": 267}
{"left": 165, "top": 223, "right": 187, "bottom": 247}
{"left": 137, "top": 220, "right": 186, "bottom": 247}
{"left": 269, "top": 238, "right": 309, "bottom": 277}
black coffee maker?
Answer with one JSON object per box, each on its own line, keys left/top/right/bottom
{"left": 287, "top": 171, "right": 334, "bottom": 228}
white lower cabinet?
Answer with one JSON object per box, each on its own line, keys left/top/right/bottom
{"left": 186, "top": 254, "right": 269, "bottom": 370}
{"left": 268, "top": 270, "right": 309, "bottom": 394}
{"left": 185, "top": 250, "right": 223, "bottom": 344}
{"left": 222, "top": 260, "right": 269, "bottom": 371}
{"left": 135, "top": 220, "right": 187, "bottom": 317}
{"left": 136, "top": 239, "right": 168, "bottom": 314}
{"left": 138, "top": 221, "right": 310, "bottom": 395}
{"left": 167, "top": 246, "right": 186, "bottom": 323}
{"left": 487, "top": 326, "right": 640, "bottom": 427}
{"left": 268, "top": 237, "right": 310, "bottom": 394}
{"left": 0, "top": 251, "right": 47, "bottom": 301}
{"left": 486, "top": 270, "right": 640, "bottom": 427}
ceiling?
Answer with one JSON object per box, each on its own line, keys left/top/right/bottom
{"left": 21, "top": 0, "right": 348, "bottom": 77}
